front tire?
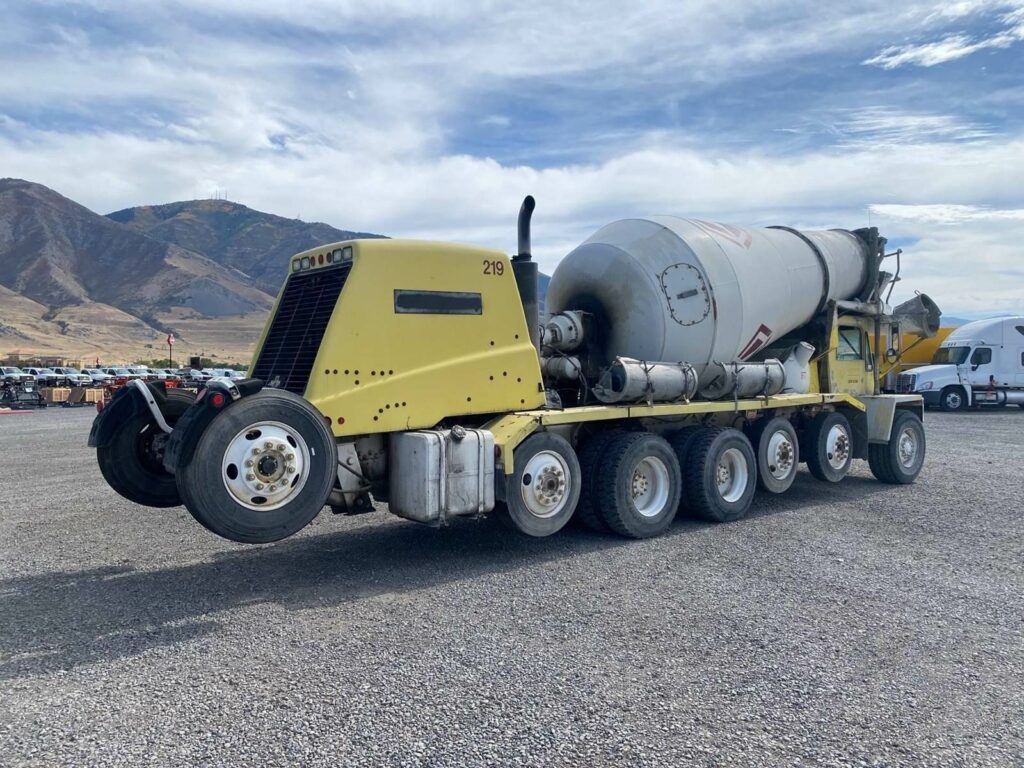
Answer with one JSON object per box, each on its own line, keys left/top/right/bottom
{"left": 939, "top": 386, "right": 968, "bottom": 411}
{"left": 869, "top": 410, "right": 926, "bottom": 484}
{"left": 595, "top": 432, "right": 682, "bottom": 538}
{"left": 501, "top": 432, "right": 581, "bottom": 537}
{"left": 176, "top": 390, "right": 336, "bottom": 543}
{"left": 97, "top": 389, "right": 195, "bottom": 507}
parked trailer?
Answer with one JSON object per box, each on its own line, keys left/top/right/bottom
{"left": 89, "top": 198, "right": 936, "bottom": 543}
{"left": 897, "top": 317, "right": 1024, "bottom": 410}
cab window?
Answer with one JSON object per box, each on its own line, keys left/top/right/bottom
{"left": 970, "top": 348, "right": 992, "bottom": 367}
{"left": 837, "top": 328, "right": 863, "bottom": 360}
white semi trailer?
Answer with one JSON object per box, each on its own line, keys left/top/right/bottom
{"left": 898, "top": 316, "right": 1024, "bottom": 409}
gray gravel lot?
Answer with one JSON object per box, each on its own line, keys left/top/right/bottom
{"left": 0, "top": 407, "right": 1022, "bottom": 767}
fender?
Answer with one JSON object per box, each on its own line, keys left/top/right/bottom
{"left": 162, "top": 378, "right": 264, "bottom": 474}
{"left": 88, "top": 381, "right": 170, "bottom": 448}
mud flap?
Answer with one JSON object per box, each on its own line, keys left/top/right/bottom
{"left": 88, "top": 381, "right": 169, "bottom": 448}
{"left": 162, "top": 378, "right": 264, "bottom": 474}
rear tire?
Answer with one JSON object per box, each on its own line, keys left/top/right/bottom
{"left": 939, "top": 386, "right": 968, "bottom": 411}
{"left": 683, "top": 428, "right": 756, "bottom": 522}
{"left": 176, "top": 390, "right": 336, "bottom": 543}
{"left": 500, "top": 432, "right": 581, "bottom": 537}
{"left": 804, "top": 412, "right": 853, "bottom": 483}
{"left": 748, "top": 417, "right": 799, "bottom": 494}
{"left": 595, "top": 432, "right": 682, "bottom": 538}
{"left": 97, "top": 389, "right": 195, "bottom": 508}
{"left": 573, "top": 429, "right": 623, "bottom": 532}
{"left": 869, "top": 410, "right": 925, "bottom": 484}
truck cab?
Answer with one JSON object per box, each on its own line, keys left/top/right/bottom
{"left": 901, "top": 317, "right": 1024, "bottom": 409}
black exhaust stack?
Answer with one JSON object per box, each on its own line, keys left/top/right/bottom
{"left": 512, "top": 195, "right": 540, "bottom": 354}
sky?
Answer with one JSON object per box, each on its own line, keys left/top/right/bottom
{"left": 1, "top": 0, "right": 1023, "bottom": 318}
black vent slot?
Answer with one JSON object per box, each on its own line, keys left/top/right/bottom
{"left": 252, "top": 263, "right": 351, "bottom": 394}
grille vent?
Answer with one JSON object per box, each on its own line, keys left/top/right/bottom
{"left": 251, "top": 263, "right": 351, "bottom": 394}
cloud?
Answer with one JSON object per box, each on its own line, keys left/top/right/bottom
{"left": 0, "top": 0, "right": 1021, "bottom": 319}
{"left": 868, "top": 205, "right": 1024, "bottom": 315}
{"left": 864, "top": 3, "right": 1024, "bottom": 68}
{"left": 869, "top": 203, "right": 1024, "bottom": 223}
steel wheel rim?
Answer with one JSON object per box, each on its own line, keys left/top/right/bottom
{"left": 897, "top": 426, "right": 918, "bottom": 468}
{"left": 520, "top": 450, "right": 571, "bottom": 519}
{"left": 631, "top": 456, "right": 671, "bottom": 518}
{"left": 716, "top": 447, "right": 748, "bottom": 503}
{"left": 766, "top": 429, "right": 795, "bottom": 480}
{"left": 221, "top": 421, "right": 310, "bottom": 511}
{"left": 945, "top": 391, "right": 962, "bottom": 408}
{"left": 825, "top": 424, "right": 851, "bottom": 470}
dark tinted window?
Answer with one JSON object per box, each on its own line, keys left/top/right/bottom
{"left": 933, "top": 346, "right": 970, "bottom": 365}
{"left": 971, "top": 347, "right": 992, "bottom": 365}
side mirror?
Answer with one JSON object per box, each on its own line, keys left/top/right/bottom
{"left": 971, "top": 364, "right": 980, "bottom": 371}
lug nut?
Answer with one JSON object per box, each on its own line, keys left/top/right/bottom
{"left": 269, "top": 484, "right": 277, "bottom": 491}
{"left": 264, "top": 441, "right": 273, "bottom": 450}
{"left": 246, "top": 473, "right": 255, "bottom": 481}
{"left": 245, "top": 459, "right": 253, "bottom": 467}
{"left": 252, "top": 447, "right": 261, "bottom": 455}
{"left": 255, "top": 482, "right": 265, "bottom": 491}
{"left": 286, "top": 453, "right": 295, "bottom": 461}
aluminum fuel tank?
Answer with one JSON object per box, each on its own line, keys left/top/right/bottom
{"left": 545, "top": 217, "right": 871, "bottom": 383}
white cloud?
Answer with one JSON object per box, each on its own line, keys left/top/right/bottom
{"left": 868, "top": 205, "right": 1024, "bottom": 316}
{"left": 0, "top": 0, "right": 1022, "bottom": 319}
{"left": 869, "top": 203, "right": 1024, "bottom": 223}
{"left": 864, "top": 3, "right": 1024, "bottom": 68}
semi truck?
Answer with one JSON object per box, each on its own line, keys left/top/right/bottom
{"left": 89, "top": 197, "right": 939, "bottom": 544}
{"left": 897, "top": 316, "right": 1024, "bottom": 409}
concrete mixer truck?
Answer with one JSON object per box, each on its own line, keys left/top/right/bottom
{"left": 88, "top": 197, "right": 939, "bottom": 544}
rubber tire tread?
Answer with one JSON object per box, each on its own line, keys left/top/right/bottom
{"left": 97, "top": 388, "right": 195, "bottom": 508}
{"left": 803, "top": 411, "right": 853, "bottom": 483}
{"left": 573, "top": 429, "right": 623, "bottom": 532}
{"left": 668, "top": 426, "right": 713, "bottom": 517}
{"left": 594, "top": 432, "right": 682, "bottom": 539}
{"left": 176, "top": 390, "right": 336, "bottom": 543}
{"left": 683, "top": 427, "right": 756, "bottom": 523}
{"left": 868, "top": 410, "right": 925, "bottom": 485}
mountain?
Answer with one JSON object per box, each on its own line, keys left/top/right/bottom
{"left": 0, "top": 179, "right": 547, "bottom": 364}
{"left": 0, "top": 179, "right": 283, "bottom": 361}
{"left": 108, "top": 199, "right": 383, "bottom": 294}
{"left": 0, "top": 179, "right": 272, "bottom": 317}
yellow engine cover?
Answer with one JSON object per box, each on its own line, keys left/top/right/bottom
{"left": 252, "top": 239, "right": 544, "bottom": 437}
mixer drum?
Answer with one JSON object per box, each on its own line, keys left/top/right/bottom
{"left": 545, "top": 217, "right": 871, "bottom": 384}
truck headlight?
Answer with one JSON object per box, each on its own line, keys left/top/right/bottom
{"left": 918, "top": 381, "right": 933, "bottom": 391}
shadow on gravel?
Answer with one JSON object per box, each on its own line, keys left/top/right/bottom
{"left": 0, "top": 469, "right": 889, "bottom": 680}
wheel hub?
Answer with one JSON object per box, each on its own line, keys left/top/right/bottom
{"left": 826, "top": 425, "right": 850, "bottom": 469}
{"left": 631, "top": 457, "right": 670, "bottom": 518}
{"left": 222, "top": 422, "right": 309, "bottom": 510}
{"left": 898, "top": 427, "right": 918, "bottom": 467}
{"left": 520, "top": 450, "right": 571, "bottom": 519}
{"left": 766, "top": 431, "right": 795, "bottom": 479}
{"left": 716, "top": 447, "right": 748, "bottom": 503}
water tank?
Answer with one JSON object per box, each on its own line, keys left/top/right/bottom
{"left": 545, "top": 217, "right": 873, "bottom": 384}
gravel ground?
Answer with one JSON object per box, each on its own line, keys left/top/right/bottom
{"left": 0, "top": 407, "right": 1021, "bottom": 767}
